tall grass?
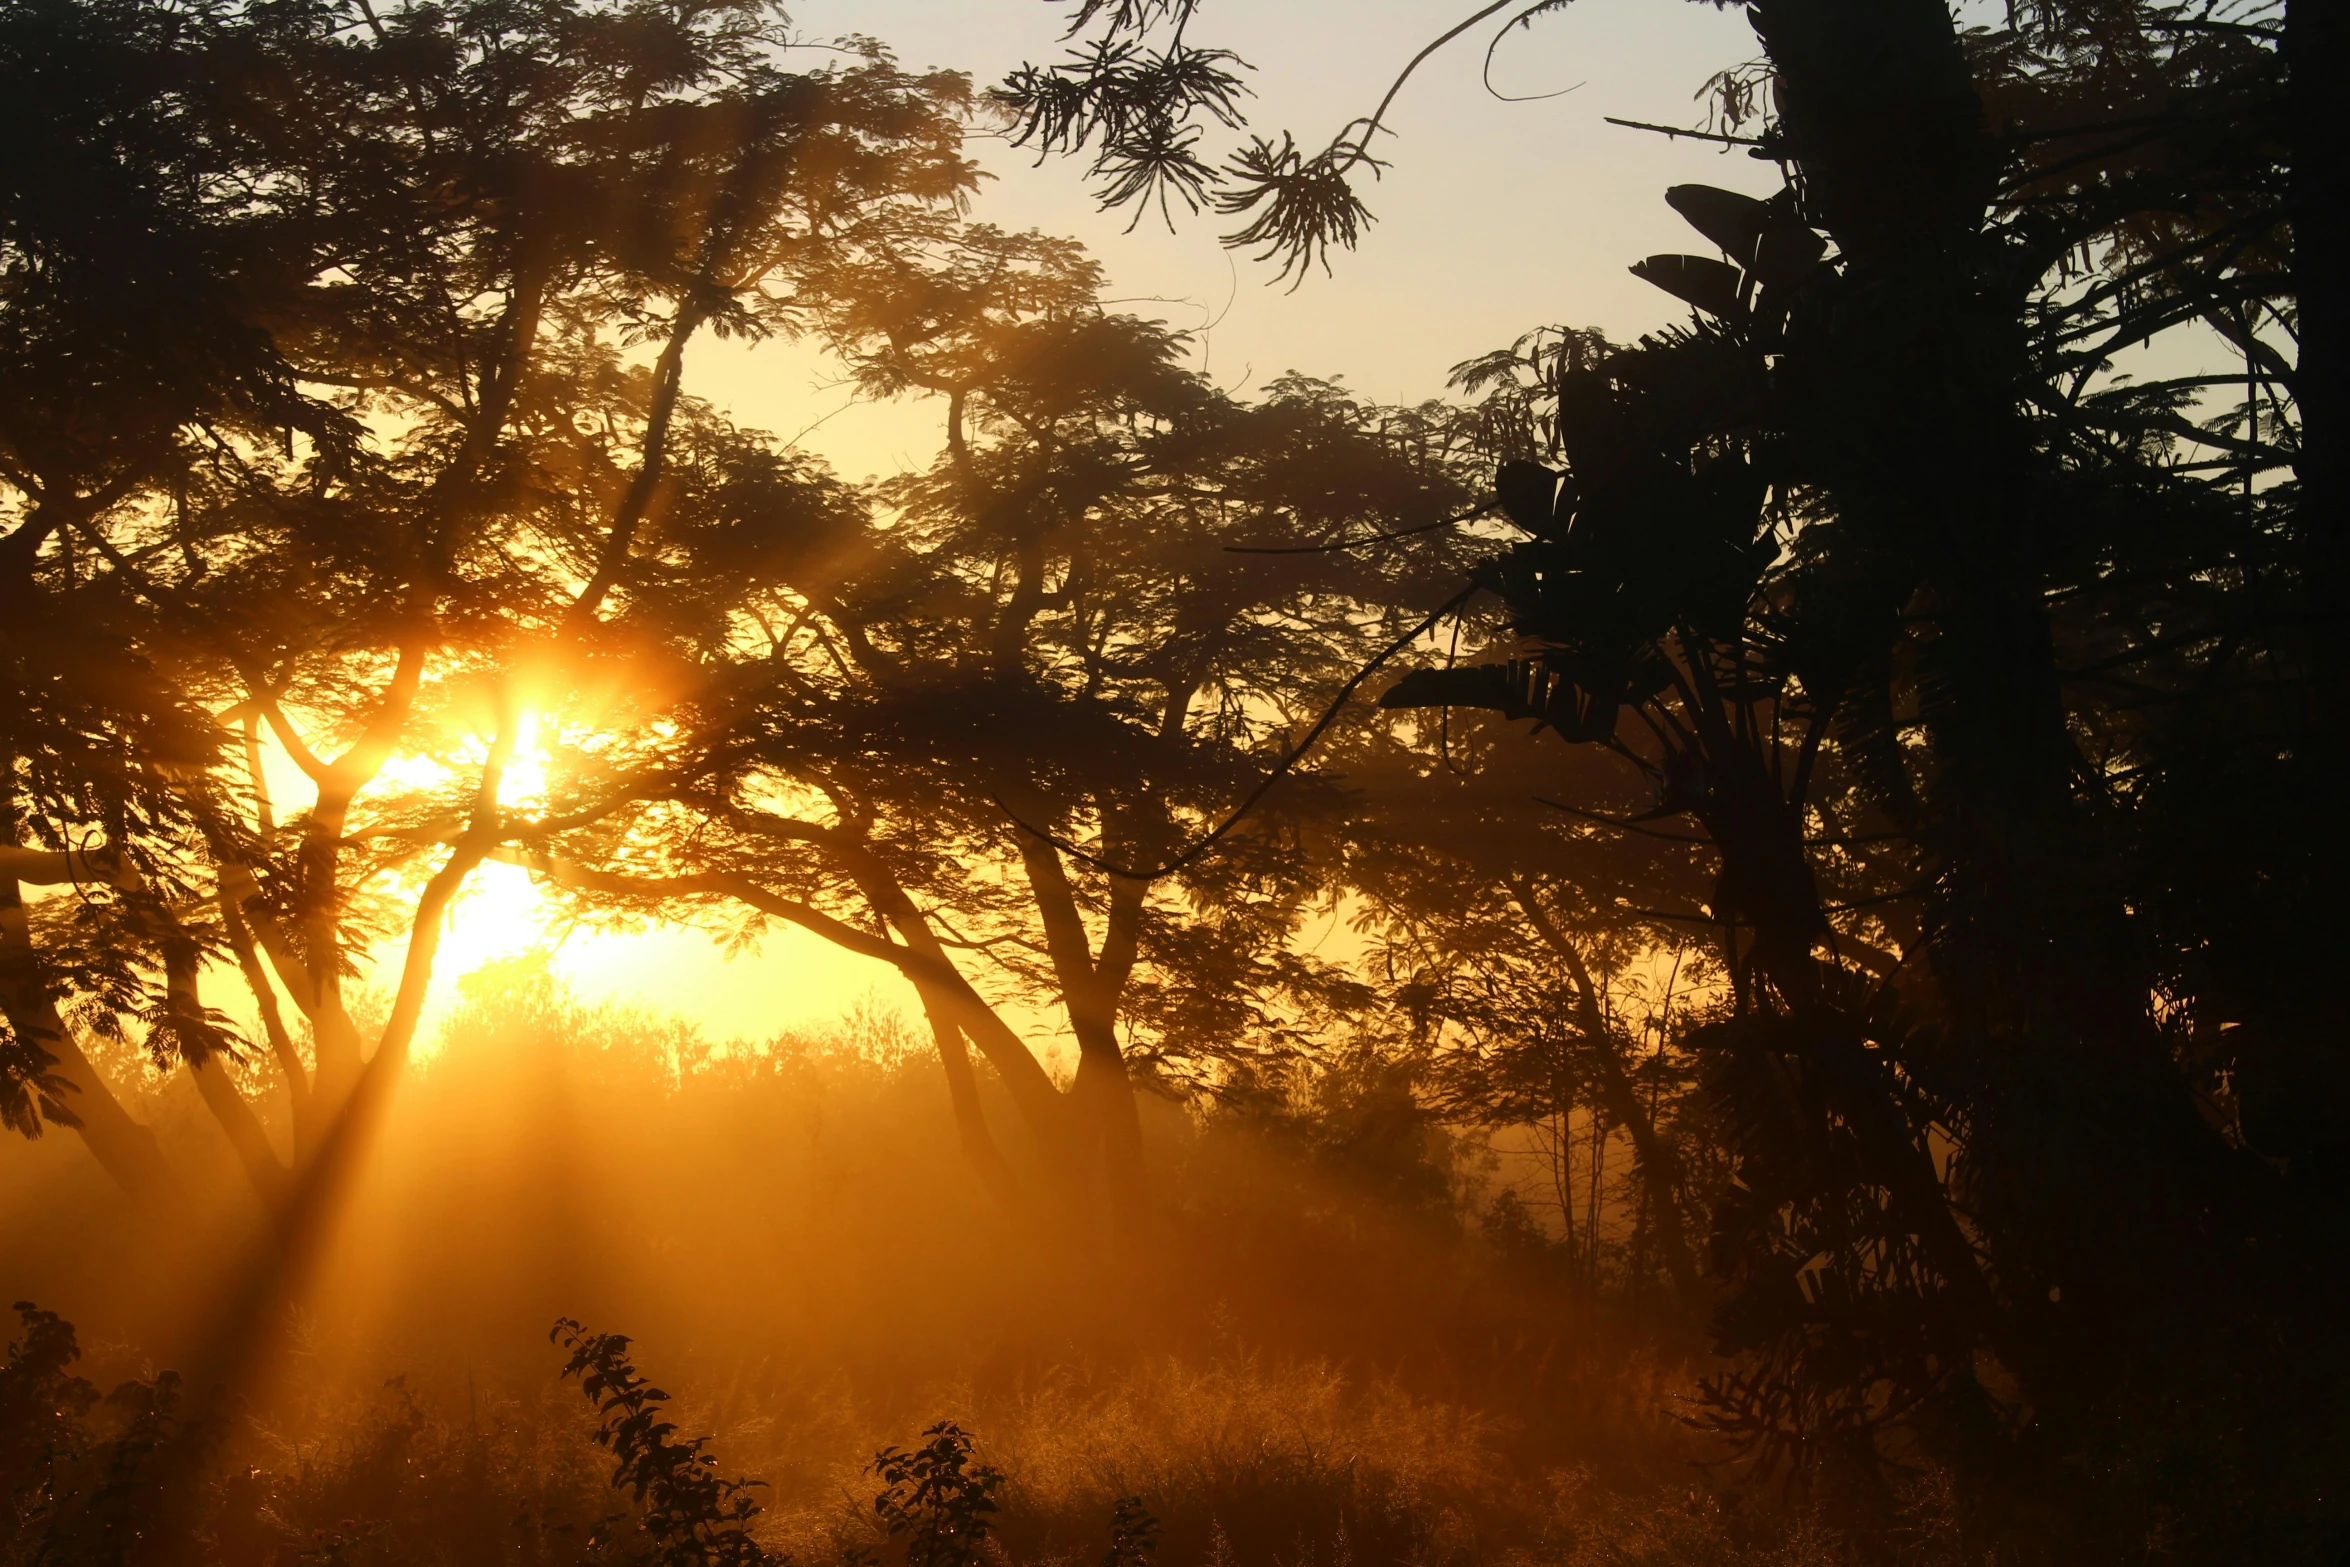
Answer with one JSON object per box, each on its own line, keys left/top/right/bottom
{"left": 0, "top": 964, "right": 1969, "bottom": 1564}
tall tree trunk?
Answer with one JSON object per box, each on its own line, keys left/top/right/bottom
{"left": 249, "top": 636, "right": 430, "bottom": 1114}
{"left": 0, "top": 817, "right": 181, "bottom": 1202}
{"left": 1072, "top": 1033, "right": 1152, "bottom": 1244}
{"left": 218, "top": 857, "right": 363, "bottom": 1116}
{"left": 218, "top": 886, "right": 311, "bottom": 1159}
{"left": 840, "top": 849, "right": 1085, "bottom": 1174}
{"left": 2289, "top": 0, "right": 2348, "bottom": 665}
{"left": 499, "top": 836, "right": 1089, "bottom": 1190}
{"left": 918, "top": 995, "right": 1030, "bottom": 1220}
{"left": 565, "top": 301, "right": 705, "bottom": 631}
{"left": 186, "top": 1055, "right": 287, "bottom": 1206}
{"left": 292, "top": 796, "right": 368, "bottom": 1111}
{"left": 1508, "top": 879, "right": 1701, "bottom": 1306}
{"left": 47, "top": 1031, "right": 177, "bottom": 1204}
{"left": 163, "top": 932, "right": 288, "bottom": 1207}
{"left": 2284, "top": 0, "right": 2350, "bottom": 1096}
{"left": 0, "top": 878, "right": 178, "bottom": 1203}
{"left": 1749, "top": 0, "right": 2247, "bottom": 1381}
{"left": 1014, "top": 831, "right": 1153, "bottom": 1243}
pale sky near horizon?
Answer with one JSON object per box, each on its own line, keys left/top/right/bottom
{"left": 418, "top": 0, "right": 1773, "bottom": 1055}
{"left": 699, "top": 0, "right": 1771, "bottom": 478}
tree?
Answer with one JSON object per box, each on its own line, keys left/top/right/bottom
{"left": 1336, "top": 707, "right": 1719, "bottom": 1305}
{"left": 0, "top": 0, "right": 976, "bottom": 1212}
{"left": 0, "top": 0, "right": 356, "bottom": 1202}
{"left": 1007, "top": 0, "right": 2344, "bottom": 1551}
{"left": 492, "top": 223, "right": 1483, "bottom": 1244}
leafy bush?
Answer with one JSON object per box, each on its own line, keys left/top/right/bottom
{"left": 0, "top": 1302, "right": 212, "bottom": 1567}
{"left": 0, "top": 1302, "right": 95, "bottom": 1559}
{"left": 866, "top": 1423, "right": 1001, "bottom": 1567}
{"left": 553, "top": 1318, "right": 778, "bottom": 1567}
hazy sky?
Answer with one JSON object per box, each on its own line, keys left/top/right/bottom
{"left": 429, "top": 0, "right": 1774, "bottom": 1052}
{"left": 698, "top": 0, "right": 1772, "bottom": 476}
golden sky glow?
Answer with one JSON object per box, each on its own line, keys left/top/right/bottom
{"left": 332, "top": 1, "right": 1776, "bottom": 1052}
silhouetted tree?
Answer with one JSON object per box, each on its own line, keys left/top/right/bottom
{"left": 0, "top": 0, "right": 975, "bottom": 1209}
{"left": 1333, "top": 696, "right": 1720, "bottom": 1303}
{"left": 1011, "top": 0, "right": 2343, "bottom": 1553}
{"left": 491, "top": 225, "right": 1482, "bottom": 1244}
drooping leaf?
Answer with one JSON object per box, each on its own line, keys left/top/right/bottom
{"left": 1494, "top": 459, "right": 1568, "bottom": 538}
{"left": 1665, "top": 183, "right": 1770, "bottom": 263}
{"left": 1379, "top": 659, "right": 1620, "bottom": 742}
{"left": 1628, "top": 254, "right": 1747, "bottom": 321}
{"left": 1749, "top": 220, "right": 1828, "bottom": 289}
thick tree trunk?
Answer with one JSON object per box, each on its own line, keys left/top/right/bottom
{"left": 2286, "top": 0, "right": 2350, "bottom": 1096}
{"left": 1749, "top": 0, "right": 2252, "bottom": 1380}
{"left": 33, "top": 1023, "right": 178, "bottom": 1204}
{"left": 0, "top": 949, "right": 173, "bottom": 1193}
{"left": 1014, "top": 832, "right": 1153, "bottom": 1242}
{"left": 2289, "top": 0, "right": 2348, "bottom": 656}
{"left": 51, "top": 1037, "right": 177, "bottom": 1202}
{"left": 291, "top": 799, "right": 368, "bottom": 1111}
{"left": 1072, "top": 1034, "right": 1152, "bottom": 1243}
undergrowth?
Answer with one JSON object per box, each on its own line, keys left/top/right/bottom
{"left": 0, "top": 1301, "right": 1975, "bottom": 1567}
{"left": 0, "top": 985, "right": 1979, "bottom": 1565}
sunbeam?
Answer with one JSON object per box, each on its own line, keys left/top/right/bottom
{"left": 0, "top": 1, "right": 2333, "bottom": 1562}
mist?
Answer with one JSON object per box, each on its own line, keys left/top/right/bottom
{"left": 2, "top": 965, "right": 1721, "bottom": 1564}
{"left": 2, "top": 1, "right": 2341, "bottom": 1563}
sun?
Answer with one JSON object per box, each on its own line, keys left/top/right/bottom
{"left": 497, "top": 707, "right": 549, "bottom": 811}
{"left": 408, "top": 707, "right": 564, "bottom": 1046}
{"left": 443, "top": 861, "right": 552, "bottom": 969}
{"left": 442, "top": 709, "right": 555, "bottom": 949}
{"left": 233, "top": 699, "right": 915, "bottom": 1052}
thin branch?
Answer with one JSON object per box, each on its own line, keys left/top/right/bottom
{"left": 1603, "top": 115, "right": 1764, "bottom": 147}
{"left": 1226, "top": 498, "right": 1496, "bottom": 554}
{"left": 1344, "top": 0, "right": 1525, "bottom": 173}
{"left": 1001, "top": 585, "right": 1481, "bottom": 878}
{"left": 1534, "top": 798, "right": 1710, "bottom": 843}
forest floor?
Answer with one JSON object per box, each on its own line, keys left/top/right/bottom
{"left": 0, "top": 985, "right": 1928, "bottom": 1566}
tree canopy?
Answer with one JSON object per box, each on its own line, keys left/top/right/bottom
{"left": 1006, "top": 0, "right": 2345, "bottom": 1552}
{"left": 1, "top": 1, "right": 2344, "bottom": 1560}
